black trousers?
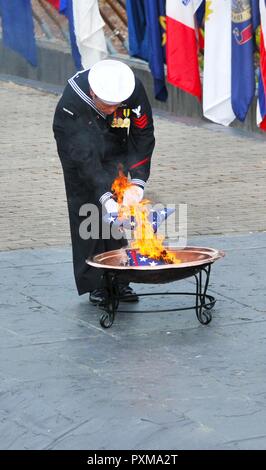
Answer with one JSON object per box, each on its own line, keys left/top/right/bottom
{"left": 68, "top": 196, "right": 128, "bottom": 295}
{"left": 57, "top": 145, "right": 128, "bottom": 295}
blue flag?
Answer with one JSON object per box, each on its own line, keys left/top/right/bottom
{"left": 251, "top": 0, "right": 260, "bottom": 31}
{"left": 196, "top": 0, "right": 205, "bottom": 27}
{"left": 231, "top": 0, "right": 255, "bottom": 121}
{"left": 258, "top": 71, "right": 266, "bottom": 123}
{"left": 126, "top": 0, "right": 149, "bottom": 61}
{"left": 144, "top": 0, "right": 168, "bottom": 101}
{"left": 59, "top": 0, "right": 82, "bottom": 70}
{"left": 0, "top": 0, "right": 37, "bottom": 66}
{"left": 126, "top": 0, "right": 167, "bottom": 101}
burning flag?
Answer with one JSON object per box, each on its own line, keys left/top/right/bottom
{"left": 105, "top": 172, "right": 180, "bottom": 265}
{"left": 103, "top": 207, "right": 175, "bottom": 232}
{"left": 126, "top": 249, "right": 168, "bottom": 266}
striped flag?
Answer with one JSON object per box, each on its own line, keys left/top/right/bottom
{"left": 203, "top": 0, "right": 235, "bottom": 126}
{"left": 126, "top": 249, "right": 167, "bottom": 266}
{"left": 103, "top": 207, "right": 175, "bottom": 232}
{"left": 166, "top": 0, "right": 203, "bottom": 101}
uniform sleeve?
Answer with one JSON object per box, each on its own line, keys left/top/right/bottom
{"left": 54, "top": 111, "right": 113, "bottom": 203}
{"left": 127, "top": 78, "right": 155, "bottom": 188}
{"left": 68, "top": 130, "right": 113, "bottom": 203}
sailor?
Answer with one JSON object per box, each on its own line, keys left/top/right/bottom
{"left": 53, "top": 59, "right": 155, "bottom": 304}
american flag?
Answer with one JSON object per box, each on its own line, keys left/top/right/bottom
{"left": 103, "top": 207, "right": 175, "bottom": 232}
{"left": 103, "top": 212, "right": 135, "bottom": 230}
{"left": 149, "top": 208, "right": 175, "bottom": 233}
{"left": 126, "top": 249, "right": 166, "bottom": 266}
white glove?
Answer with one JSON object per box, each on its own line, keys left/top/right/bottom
{"left": 104, "top": 198, "right": 118, "bottom": 214}
{"left": 122, "top": 185, "right": 144, "bottom": 206}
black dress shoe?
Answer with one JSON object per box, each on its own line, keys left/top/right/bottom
{"left": 89, "top": 285, "right": 139, "bottom": 305}
{"left": 89, "top": 288, "right": 105, "bottom": 305}
{"left": 118, "top": 284, "right": 139, "bottom": 302}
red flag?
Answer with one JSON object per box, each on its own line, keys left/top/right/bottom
{"left": 260, "top": 29, "right": 266, "bottom": 129}
{"left": 46, "top": 0, "right": 60, "bottom": 10}
{"left": 166, "top": 0, "right": 202, "bottom": 101}
{"left": 261, "top": 34, "right": 266, "bottom": 93}
{"left": 257, "top": 0, "right": 266, "bottom": 130}
{"left": 198, "top": 27, "right": 204, "bottom": 51}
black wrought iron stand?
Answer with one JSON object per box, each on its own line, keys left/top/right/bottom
{"left": 99, "top": 264, "right": 216, "bottom": 328}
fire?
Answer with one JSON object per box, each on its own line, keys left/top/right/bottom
{"left": 111, "top": 168, "right": 131, "bottom": 205}
{"left": 112, "top": 172, "right": 180, "bottom": 264}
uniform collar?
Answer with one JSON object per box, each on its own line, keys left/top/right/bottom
{"left": 68, "top": 71, "right": 107, "bottom": 120}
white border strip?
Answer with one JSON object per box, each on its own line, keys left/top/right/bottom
{"left": 68, "top": 76, "right": 106, "bottom": 120}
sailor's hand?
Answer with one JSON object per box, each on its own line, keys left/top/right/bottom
{"left": 104, "top": 197, "right": 118, "bottom": 214}
{"left": 122, "top": 185, "right": 144, "bottom": 207}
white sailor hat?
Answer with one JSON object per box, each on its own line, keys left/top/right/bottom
{"left": 88, "top": 59, "right": 135, "bottom": 104}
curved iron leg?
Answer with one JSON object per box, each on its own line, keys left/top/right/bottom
{"left": 100, "top": 272, "right": 119, "bottom": 328}
{"left": 194, "top": 265, "right": 215, "bottom": 325}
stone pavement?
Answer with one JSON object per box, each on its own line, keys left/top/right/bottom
{"left": 1, "top": 77, "right": 266, "bottom": 451}
{"left": 1, "top": 232, "right": 266, "bottom": 450}
{"left": 0, "top": 78, "right": 266, "bottom": 251}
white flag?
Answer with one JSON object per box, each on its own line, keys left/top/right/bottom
{"left": 72, "top": 0, "right": 107, "bottom": 69}
{"left": 203, "top": 0, "right": 235, "bottom": 126}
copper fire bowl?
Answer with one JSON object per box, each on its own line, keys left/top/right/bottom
{"left": 86, "top": 246, "right": 224, "bottom": 284}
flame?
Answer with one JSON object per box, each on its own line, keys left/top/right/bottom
{"left": 112, "top": 172, "right": 180, "bottom": 264}
{"left": 111, "top": 167, "right": 131, "bottom": 205}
